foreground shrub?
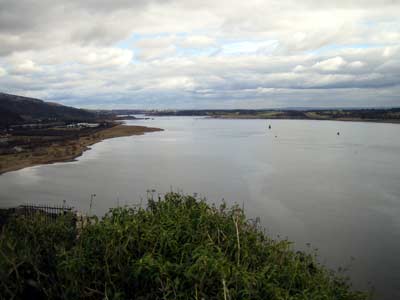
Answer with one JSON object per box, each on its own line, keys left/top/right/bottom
{"left": 0, "top": 193, "right": 368, "bottom": 299}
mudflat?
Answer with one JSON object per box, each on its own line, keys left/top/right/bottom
{"left": 0, "top": 125, "right": 162, "bottom": 175}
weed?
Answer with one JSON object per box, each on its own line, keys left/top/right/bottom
{"left": 0, "top": 193, "right": 368, "bottom": 299}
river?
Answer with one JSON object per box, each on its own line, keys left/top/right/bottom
{"left": 0, "top": 117, "right": 399, "bottom": 299}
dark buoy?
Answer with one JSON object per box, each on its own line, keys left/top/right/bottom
{"left": 337, "top": 132, "right": 340, "bottom": 136}
{"left": 269, "top": 124, "right": 271, "bottom": 130}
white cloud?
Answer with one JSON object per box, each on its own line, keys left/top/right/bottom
{"left": 77, "top": 48, "right": 133, "bottom": 67}
{"left": 348, "top": 61, "right": 365, "bottom": 68}
{"left": 293, "top": 65, "right": 306, "bottom": 73}
{"left": 312, "top": 57, "right": 347, "bottom": 72}
{"left": 134, "top": 36, "right": 178, "bottom": 60}
{"left": 0, "top": 0, "right": 399, "bottom": 108}
{"left": 9, "top": 59, "right": 42, "bottom": 74}
{"left": 179, "top": 36, "right": 216, "bottom": 48}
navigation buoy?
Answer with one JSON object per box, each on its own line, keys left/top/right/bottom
{"left": 269, "top": 125, "right": 271, "bottom": 130}
{"left": 337, "top": 132, "right": 340, "bottom": 136}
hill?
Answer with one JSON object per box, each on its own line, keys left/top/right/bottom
{"left": 0, "top": 93, "right": 96, "bottom": 127}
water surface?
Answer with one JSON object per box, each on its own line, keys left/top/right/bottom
{"left": 1, "top": 117, "right": 399, "bottom": 299}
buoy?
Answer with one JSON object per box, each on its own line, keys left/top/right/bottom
{"left": 269, "top": 125, "right": 271, "bottom": 129}
{"left": 337, "top": 132, "right": 340, "bottom": 136}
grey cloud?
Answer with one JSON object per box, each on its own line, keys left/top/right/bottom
{"left": 0, "top": 0, "right": 398, "bottom": 56}
{"left": 0, "top": 0, "right": 399, "bottom": 108}
{"left": 1, "top": 45, "right": 399, "bottom": 108}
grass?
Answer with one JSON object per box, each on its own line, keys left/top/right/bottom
{"left": 0, "top": 193, "right": 369, "bottom": 299}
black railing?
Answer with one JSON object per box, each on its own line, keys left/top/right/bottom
{"left": 19, "top": 203, "right": 74, "bottom": 220}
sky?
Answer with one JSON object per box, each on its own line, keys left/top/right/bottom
{"left": 0, "top": 0, "right": 399, "bottom": 109}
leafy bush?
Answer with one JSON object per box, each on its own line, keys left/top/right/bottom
{"left": 0, "top": 193, "right": 368, "bottom": 299}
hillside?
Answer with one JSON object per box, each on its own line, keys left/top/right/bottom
{"left": 0, "top": 93, "right": 96, "bottom": 127}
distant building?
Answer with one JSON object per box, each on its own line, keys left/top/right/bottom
{"left": 67, "top": 123, "right": 99, "bottom": 128}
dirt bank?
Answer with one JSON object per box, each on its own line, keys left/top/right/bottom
{"left": 0, "top": 125, "right": 162, "bottom": 175}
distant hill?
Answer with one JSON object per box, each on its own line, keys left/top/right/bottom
{"left": 0, "top": 93, "right": 96, "bottom": 127}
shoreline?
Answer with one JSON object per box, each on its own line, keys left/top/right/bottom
{"left": 210, "top": 115, "right": 400, "bottom": 124}
{"left": 0, "top": 124, "right": 163, "bottom": 175}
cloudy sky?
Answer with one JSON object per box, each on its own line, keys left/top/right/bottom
{"left": 0, "top": 0, "right": 399, "bottom": 109}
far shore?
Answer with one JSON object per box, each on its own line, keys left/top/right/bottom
{"left": 0, "top": 125, "right": 162, "bottom": 175}
{"left": 210, "top": 114, "right": 400, "bottom": 124}
{"left": 146, "top": 108, "right": 400, "bottom": 124}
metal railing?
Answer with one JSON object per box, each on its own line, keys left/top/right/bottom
{"left": 18, "top": 203, "right": 74, "bottom": 220}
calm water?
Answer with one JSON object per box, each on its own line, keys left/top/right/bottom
{"left": 1, "top": 117, "right": 399, "bottom": 299}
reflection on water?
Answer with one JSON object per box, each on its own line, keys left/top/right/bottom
{"left": 1, "top": 117, "right": 399, "bottom": 299}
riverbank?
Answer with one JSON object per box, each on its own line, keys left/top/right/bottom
{"left": 213, "top": 116, "right": 400, "bottom": 124}
{"left": 0, "top": 124, "right": 162, "bottom": 175}
{"left": 146, "top": 108, "right": 400, "bottom": 124}
{"left": 210, "top": 111, "right": 400, "bottom": 123}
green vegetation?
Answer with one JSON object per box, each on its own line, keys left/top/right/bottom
{"left": 0, "top": 193, "right": 368, "bottom": 299}
{"left": 147, "top": 108, "right": 400, "bottom": 123}
{"left": 0, "top": 92, "right": 97, "bottom": 128}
